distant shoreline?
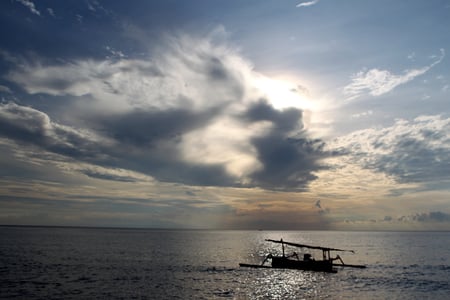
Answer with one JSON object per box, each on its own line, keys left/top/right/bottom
{"left": 1, "top": 224, "right": 449, "bottom": 233}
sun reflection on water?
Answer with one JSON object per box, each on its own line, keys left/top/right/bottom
{"left": 239, "top": 268, "right": 331, "bottom": 299}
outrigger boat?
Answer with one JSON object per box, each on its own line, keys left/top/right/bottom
{"left": 239, "top": 239, "right": 366, "bottom": 273}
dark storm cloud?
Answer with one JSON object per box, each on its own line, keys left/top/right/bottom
{"left": 244, "top": 99, "right": 303, "bottom": 132}
{"left": 241, "top": 100, "right": 331, "bottom": 190}
{"left": 250, "top": 134, "right": 324, "bottom": 189}
{"left": 94, "top": 106, "right": 220, "bottom": 147}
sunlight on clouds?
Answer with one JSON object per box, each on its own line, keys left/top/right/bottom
{"left": 180, "top": 117, "right": 270, "bottom": 182}
{"left": 310, "top": 157, "right": 404, "bottom": 202}
{"left": 156, "top": 34, "right": 251, "bottom": 110}
{"left": 7, "top": 59, "right": 180, "bottom": 113}
{"left": 6, "top": 32, "right": 248, "bottom": 114}
{"left": 4, "top": 31, "right": 326, "bottom": 190}
{"left": 252, "top": 75, "right": 315, "bottom": 111}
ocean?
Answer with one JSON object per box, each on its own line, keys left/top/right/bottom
{"left": 1, "top": 227, "right": 449, "bottom": 299}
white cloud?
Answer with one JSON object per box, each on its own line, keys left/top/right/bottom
{"left": 15, "top": 0, "right": 40, "bottom": 16}
{"left": 296, "top": 0, "right": 320, "bottom": 8}
{"left": 5, "top": 32, "right": 312, "bottom": 116}
{"left": 105, "top": 46, "right": 125, "bottom": 58}
{"left": 344, "top": 49, "right": 445, "bottom": 101}
{"left": 6, "top": 35, "right": 253, "bottom": 113}
{"left": 351, "top": 110, "right": 373, "bottom": 119}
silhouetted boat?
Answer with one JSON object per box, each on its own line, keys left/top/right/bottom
{"left": 239, "top": 238, "right": 366, "bottom": 273}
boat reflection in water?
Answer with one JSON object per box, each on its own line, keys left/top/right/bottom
{"left": 240, "top": 238, "right": 366, "bottom": 273}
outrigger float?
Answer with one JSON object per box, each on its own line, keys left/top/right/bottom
{"left": 239, "top": 239, "right": 366, "bottom": 273}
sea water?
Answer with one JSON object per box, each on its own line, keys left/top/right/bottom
{"left": 1, "top": 227, "right": 450, "bottom": 299}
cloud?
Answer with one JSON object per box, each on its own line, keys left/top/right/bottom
{"left": 314, "top": 199, "right": 330, "bottom": 214}
{"left": 79, "top": 168, "right": 148, "bottom": 183}
{"left": 383, "top": 215, "right": 392, "bottom": 221}
{"left": 14, "top": 0, "right": 40, "bottom": 16}
{"left": 332, "top": 115, "right": 450, "bottom": 190}
{"left": 296, "top": 0, "right": 320, "bottom": 8}
{"left": 336, "top": 210, "right": 450, "bottom": 230}
{"left": 315, "top": 200, "right": 322, "bottom": 209}
{"left": 85, "top": 0, "right": 112, "bottom": 16}
{"left": 351, "top": 110, "right": 373, "bottom": 119}
{"left": 344, "top": 49, "right": 445, "bottom": 101}
{"left": 0, "top": 85, "right": 12, "bottom": 93}
{"left": 237, "top": 100, "right": 333, "bottom": 189}
{"left": 47, "top": 8, "right": 55, "bottom": 17}
{"left": 1, "top": 33, "right": 332, "bottom": 191}
{"left": 398, "top": 211, "right": 450, "bottom": 223}
{"left": 0, "top": 102, "right": 114, "bottom": 161}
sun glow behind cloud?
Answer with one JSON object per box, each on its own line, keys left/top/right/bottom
{"left": 252, "top": 76, "right": 315, "bottom": 111}
{"left": 180, "top": 116, "right": 268, "bottom": 183}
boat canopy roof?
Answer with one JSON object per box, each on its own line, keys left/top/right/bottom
{"left": 265, "top": 239, "right": 355, "bottom": 253}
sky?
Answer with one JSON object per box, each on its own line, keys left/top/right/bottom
{"left": 1, "top": 0, "right": 450, "bottom": 230}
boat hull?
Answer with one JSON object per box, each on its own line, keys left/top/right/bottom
{"left": 271, "top": 257, "right": 336, "bottom": 273}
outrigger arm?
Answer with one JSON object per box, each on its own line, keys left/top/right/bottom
{"left": 332, "top": 254, "right": 366, "bottom": 269}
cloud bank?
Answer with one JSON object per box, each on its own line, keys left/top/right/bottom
{"left": 1, "top": 33, "right": 332, "bottom": 191}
